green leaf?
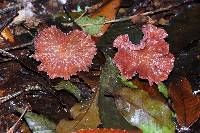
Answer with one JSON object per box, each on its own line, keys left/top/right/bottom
{"left": 117, "top": 75, "right": 138, "bottom": 89}
{"left": 56, "top": 92, "right": 100, "bottom": 133}
{"left": 157, "top": 82, "right": 168, "bottom": 98}
{"left": 115, "top": 87, "right": 175, "bottom": 133}
{"left": 98, "top": 55, "right": 138, "bottom": 130}
{"left": 76, "top": 16, "right": 105, "bottom": 36}
{"left": 54, "top": 80, "right": 81, "bottom": 101}
{"left": 16, "top": 108, "right": 56, "bottom": 133}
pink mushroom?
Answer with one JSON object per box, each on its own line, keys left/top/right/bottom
{"left": 113, "top": 24, "right": 175, "bottom": 85}
{"left": 34, "top": 26, "right": 96, "bottom": 80}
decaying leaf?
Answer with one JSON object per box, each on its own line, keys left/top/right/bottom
{"left": 158, "top": 18, "right": 169, "bottom": 26}
{"left": 1, "top": 27, "right": 15, "bottom": 44}
{"left": 73, "top": 128, "right": 137, "bottom": 133}
{"left": 19, "top": 123, "right": 32, "bottom": 133}
{"left": 169, "top": 77, "right": 200, "bottom": 128}
{"left": 0, "top": 114, "right": 31, "bottom": 133}
{"left": 16, "top": 108, "right": 56, "bottom": 133}
{"left": 131, "top": 78, "right": 166, "bottom": 102}
{"left": 115, "top": 87, "right": 175, "bottom": 133}
{"left": 76, "top": 16, "right": 105, "bottom": 36}
{"left": 99, "top": 56, "right": 138, "bottom": 130}
{"left": 56, "top": 91, "right": 100, "bottom": 133}
{"left": 91, "top": 0, "right": 121, "bottom": 37}
{"left": 54, "top": 80, "right": 81, "bottom": 101}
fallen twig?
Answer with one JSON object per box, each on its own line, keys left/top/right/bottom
{"left": 0, "top": 48, "right": 18, "bottom": 59}
{"left": 76, "top": 0, "right": 194, "bottom": 27}
{"left": 6, "top": 106, "right": 28, "bottom": 133}
{"left": 3, "top": 40, "right": 34, "bottom": 51}
{"left": 0, "top": 84, "right": 42, "bottom": 104}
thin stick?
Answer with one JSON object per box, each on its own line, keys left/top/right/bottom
{"left": 0, "top": 49, "right": 18, "bottom": 59}
{"left": 0, "top": 84, "right": 42, "bottom": 104}
{"left": 78, "top": 0, "right": 194, "bottom": 27}
{"left": 6, "top": 106, "right": 28, "bottom": 133}
{"left": 0, "top": 41, "right": 33, "bottom": 63}
{"left": 3, "top": 41, "right": 34, "bottom": 51}
{"left": 74, "top": 9, "right": 88, "bottom": 22}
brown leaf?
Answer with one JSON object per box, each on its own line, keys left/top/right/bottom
{"left": 0, "top": 114, "right": 31, "bottom": 133}
{"left": 56, "top": 91, "right": 100, "bottom": 133}
{"left": 132, "top": 78, "right": 166, "bottom": 103}
{"left": 169, "top": 77, "right": 200, "bottom": 128}
{"left": 0, "top": 89, "right": 5, "bottom": 97}
{"left": 91, "top": 0, "right": 121, "bottom": 37}
{"left": 158, "top": 18, "right": 169, "bottom": 26}
{"left": 1, "top": 27, "right": 15, "bottom": 44}
{"left": 73, "top": 128, "right": 139, "bottom": 133}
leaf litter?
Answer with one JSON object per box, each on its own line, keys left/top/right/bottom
{"left": 115, "top": 87, "right": 175, "bottom": 133}
{"left": 56, "top": 90, "right": 100, "bottom": 133}
{"left": 0, "top": 0, "right": 200, "bottom": 133}
{"left": 169, "top": 77, "right": 200, "bottom": 129}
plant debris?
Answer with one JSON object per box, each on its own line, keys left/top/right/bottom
{"left": 0, "top": 0, "right": 199, "bottom": 132}
{"left": 169, "top": 77, "right": 200, "bottom": 129}
{"left": 115, "top": 87, "right": 175, "bottom": 133}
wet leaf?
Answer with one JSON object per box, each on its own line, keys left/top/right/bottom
{"left": 115, "top": 87, "right": 175, "bottom": 133}
{"left": 1, "top": 27, "right": 15, "bottom": 44}
{"left": 56, "top": 91, "right": 100, "bottom": 133}
{"left": 16, "top": 108, "right": 56, "bottom": 133}
{"left": 0, "top": 114, "right": 31, "bottom": 133}
{"left": 73, "top": 128, "right": 137, "bottom": 133}
{"left": 96, "top": 21, "right": 142, "bottom": 49}
{"left": 131, "top": 78, "right": 166, "bottom": 102}
{"left": 117, "top": 75, "right": 138, "bottom": 89}
{"left": 77, "top": 16, "right": 105, "bottom": 36}
{"left": 169, "top": 77, "right": 200, "bottom": 128}
{"left": 99, "top": 56, "right": 137, "bottom": 130}
{"left": 91, "top": 0, "right": 121, "bottom": 37}
{"left": 19, "top": 123, "right": 32, "bottom": 133}
{"left": 157, "top": 82, "right": 168, "bottom": 98}
{"left": 165, "top": 4, "right": 200, "bottom": 55}
{"left": 158, "top": 18, "right": 169, "bottom": 26}
{"left": 54, "top": 80, "right": 81, "bottom": 101}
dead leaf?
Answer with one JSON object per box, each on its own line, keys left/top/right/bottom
{"left": 0, "top": 114, "right": 31, "bottom": 133}
{"left": 1, "top": 27, "right": 15, "bottom": 44}
{"left": 19, "top": 123, "right": 32, "bottom": 133}
{"left": 99, "top": 56, "right": 137, "bottom": 130}
{"left": 132, "top": 78, "right": 166, "bottom": 102}
{"left": 0, "top": 89, "right": 5, "bottom": 97}
{"left": 73, "top": 128, "right": 139, "bottom": 133}
{"left": 56, "top": 91, "right": 100, "bottom": 133}
{"left": 169, "top": 77, "right": 200, "bottom": 128}
{"left": 158, "top": 18, "right": 169, "bottom": 25}
{"left": 91, "top": 0, "right": 121, "bottom": 37}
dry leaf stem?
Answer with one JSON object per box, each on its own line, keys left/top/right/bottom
{"left": 79, "top": 0, "right": 194, "bottom": 27}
